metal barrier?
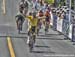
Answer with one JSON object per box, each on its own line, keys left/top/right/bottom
{"left": 72, "top": 24, "right": 75, "bottom": 42}
{"left": 52, "top": 10, "right": 75, "bottom": 41}
{"left": 71, "top": 10, "right": 75, "bottom": 42}
{"left": 68, "top": 10, "right": 75, "bottom": 41}
{"left": 53, "top": 14, "right": 57, "bottom": 31}
{"left": 62, "top": 19, "right": 69, "bottom": 36}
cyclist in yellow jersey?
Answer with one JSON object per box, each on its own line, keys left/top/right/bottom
{"left": 27, "top": 13, "right": 33, "bottom": 31}
{"left": 27, "top": 12, "right": 38, "bottom": 32}
{"left": 26, "top": 12, "right": 38, "bottom": 44}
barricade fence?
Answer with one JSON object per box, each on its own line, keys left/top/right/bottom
{"left": 50, "top": 10, "right": 75, "bottom": 42}
{"left": 71, "top": 10, "right": 75, "bottom": 42}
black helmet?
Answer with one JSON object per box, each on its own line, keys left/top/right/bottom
{"left": 29, "top": 12, "right": 32, "bottom": 15}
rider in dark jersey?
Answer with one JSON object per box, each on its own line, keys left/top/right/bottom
{"left": 15, "top": 11, "right": 25, "bottom": 31}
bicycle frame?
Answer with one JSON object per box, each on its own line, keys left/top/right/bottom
{"left": 28, "top": 28, "right": 36, "bottom": 52}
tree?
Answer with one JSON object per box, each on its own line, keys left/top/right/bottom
{"left": 44, "top": 0, "right": 54, "bottom": 4}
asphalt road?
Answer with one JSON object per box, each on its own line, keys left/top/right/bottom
{"left": 0, "top": 0, "right": 75, "bottom": 57}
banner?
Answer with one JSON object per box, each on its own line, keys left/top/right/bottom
{"left": 50, "top": 12, "right": 53, "bottom": 26}
{"left": 57, "top": 17, "right": 63, "bottom": 32}
{"left": 68, "top": 24, "right": 73, "bottom": 39}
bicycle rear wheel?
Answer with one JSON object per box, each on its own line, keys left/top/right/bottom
{"left": 28, "top": 36, "right": 34, "bottom": 52}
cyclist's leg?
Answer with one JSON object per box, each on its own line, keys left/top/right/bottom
{"left": 47, "top": 21, "right": 49, "bottom": 29}
{"left": 17, "top": 20, "right": 20, "bottom": 30}
{"left": 45, "top": 19, "right": 46, "bottom": 29}
{"left": 37, "top": 24, "right": 39, "bottom": 35}
{"left": 27, "top": 26, "right": 31, "bottom": 44}
{"left": 21, "top": 18, "right": 25, "bottom": 31}
{"left": 37, "top": 20, "right": 41, "bottom": 35}
{"left": 15, "top": 17, "right": 20, "bottom": 30}
{"left": 34, "top": 26, "right": 37, "bottom": 43}
{"left": 19, "top": 20, "right": 23, "bottom": 32}
{"left": 16, "top": 20, "right": 18, "bottom": 30}
{"left": 31, "top": 26, "right": 36, "bottom": 43}
{"left": 41, "top": 19, "right": 45, "bottom": 29}
{"left": 18, "top": 19, "right": 23, "bottom": 31}
{"left": 43, "top": 19, "right": 45, "bottom": 26}
{"left": 45, "top": 16, "right": 50, "bottom": 29}
{"left": 45, "top": 20, "right": 47, "bottom": 31}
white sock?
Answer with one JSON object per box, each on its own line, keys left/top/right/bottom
{"left": 27, "top": 36, "right": 30, "bottom": 44}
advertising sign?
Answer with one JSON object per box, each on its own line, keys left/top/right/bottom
{"left": 50, "top": 12, "right": 53, "bottom": 26}
{"left": 68, "top": 24, "right": 73, "bottom": 39}
{"left": 57, "top": 17, "right": 63, "bottom": 32}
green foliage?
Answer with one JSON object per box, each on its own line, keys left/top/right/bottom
{"left": 45, "top": 0, "right": 54, "bottom": 4}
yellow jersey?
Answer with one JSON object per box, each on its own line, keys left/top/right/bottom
{"left": 27, "top": 16, "right": 38, "bottom": 26}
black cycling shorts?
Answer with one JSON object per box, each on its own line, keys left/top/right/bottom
{"left": 28, "top": 26, "right": 36, "bottom": 35}
{"left": 45, "top": 16, "right": 50, "bottom": 22}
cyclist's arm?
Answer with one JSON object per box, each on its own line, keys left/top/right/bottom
{"left": 25, "top": 16, "right": 32, "bottom": 21}
{"left": 37, "top": 16, "right": 46, "bottom": 20}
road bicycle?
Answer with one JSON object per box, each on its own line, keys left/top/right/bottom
{"left": 28, "top": 27, "right": 36, "bottom": 52}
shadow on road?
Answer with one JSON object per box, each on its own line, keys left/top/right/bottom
{"left": 35, "top": 45, "right": 50, "bottom": 48}
{"left": 37, "top": 37, "right": 65, "bottom": 40}
{"left": 31, "top": 50, "right": 55, "bottom": 54}
{"left": 38, "top": 34, "right": 63, "bottom": 37}
{"left": 19, "top": 32, "right": 27, "bottom": 35}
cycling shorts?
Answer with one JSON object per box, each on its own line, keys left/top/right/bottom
{"left": 28, "top": 26, "right": 36, "bottom": 35}
{"left": 45, "top": 16, "right": 50, "bottom": 22}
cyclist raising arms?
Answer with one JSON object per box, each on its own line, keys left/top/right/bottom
{"left": 36, "top": 9, "right": 44, "bottom": 34}
{"left": 26, "top": 12, "right": 38, "bottom": 44}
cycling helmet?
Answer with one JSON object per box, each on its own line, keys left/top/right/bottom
{"left": 39, "top": 9, "right": 43, "bottom": 13}
{"left": 33, "top": 11, "right": 36, "bottom": 18}
{"left": 39, "top": 10, "right": 43, "bottom": 17}
{"left": 29, "top": 12, "right": 32, "bottom": 15}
